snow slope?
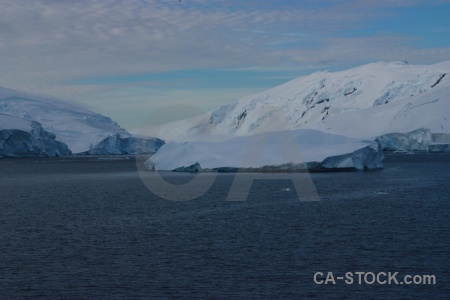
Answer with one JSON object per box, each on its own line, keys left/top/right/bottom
{"left": 312, "top": 83, "right": 450, "bottom": 138}
{"left": 145, "top": 61, "right": 449, "bottom": 142}
{"left": 145, "top": 129, "right": 383, "bottom": 171}
{"left": 0, "top": 86, "right": 164, "bottom": 154}
{"left": 0, "top": 114, "right": 71, "bottom": 158}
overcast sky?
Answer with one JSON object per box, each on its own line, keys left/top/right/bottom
{"left": 1, "top": 0, "right": 449, "bottom": 129}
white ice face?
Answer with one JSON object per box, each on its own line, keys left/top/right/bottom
{"left": 145, "top": 129, "right": 384, "bottom": 171}
{"left": 0, "top": 114, "right": 71, "bottom": 158}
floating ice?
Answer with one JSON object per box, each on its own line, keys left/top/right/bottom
{"left": 145, "top": 129, "right": 384, "bottom": 171}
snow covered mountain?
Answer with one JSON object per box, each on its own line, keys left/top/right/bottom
{"left": 0, "top": 86, "right": 164, "bottom": 154}
{"left": 149, "top": 61, "right": 449, "bottom": 145}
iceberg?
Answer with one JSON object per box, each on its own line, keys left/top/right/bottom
{"left": 87, "top": 133, "right": 165, "bottom": 155}
{"left": 145, "top": 129, "right": 384, "bottom": 172}
{"left": 0, "top": 114, "right": 71, "bottom": 158}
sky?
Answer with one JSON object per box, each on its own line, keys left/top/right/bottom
{"left": 1, "top": 0, "right": 449, "bottom": 129}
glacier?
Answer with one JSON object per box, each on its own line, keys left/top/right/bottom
{"left": 0, "top": 86, "right": 164, "bottom": 155}
{"left": 87, "top": 133, "right": 165, "bottom": 155}
{"left": 0, "top": 114, "right": 71, "bottom": 158}
{"left": 377, "top": 128, "right": 450, "bottom": 152}
{"left": 138, "top": 60, "right": 450, "bottom": 153}
{"left": 145, "top": 129, "right": 384, "bottom": 172}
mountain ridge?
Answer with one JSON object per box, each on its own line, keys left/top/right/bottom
{"left": 142, "top": 60, "right": 449, "bottom": 142}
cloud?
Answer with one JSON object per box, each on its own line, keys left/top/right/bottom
{"left": 0, "top": 0, "right": 449, "bottom": 129}
{"left": 288, "top": 36, "right": 450, "bottom": 67}
{"left": 1, "top": 0, "right": 434, "bottom": 83}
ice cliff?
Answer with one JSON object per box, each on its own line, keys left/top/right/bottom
{"left": 377, "top": 128, "right": 450, "bottom": 152}
{"left": 0, "top": 114, "right": 71, "bottom": 158}
{"left": 87, "top": 133, "right": 165, "bottom": 155}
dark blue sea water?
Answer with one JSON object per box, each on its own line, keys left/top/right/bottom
{"left": 0, "top": 154, "right": 449, "bottom": 299}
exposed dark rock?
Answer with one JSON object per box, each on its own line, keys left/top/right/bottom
{"left": 431, "top": 73, "right": 446, "bottom": 88}
{"left": 344, "top": 87, "right": 357, "bottom": 96}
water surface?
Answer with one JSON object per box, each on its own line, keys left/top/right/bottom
{"left": 0, "top": 154, "right": 449, "bottom": 299}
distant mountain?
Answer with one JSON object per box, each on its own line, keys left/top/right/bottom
{"left": 149, "top": 60, "right": 449, "bottom": 145}
{"left": 0, "top": 86, "right": 164, "bottom": 155}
